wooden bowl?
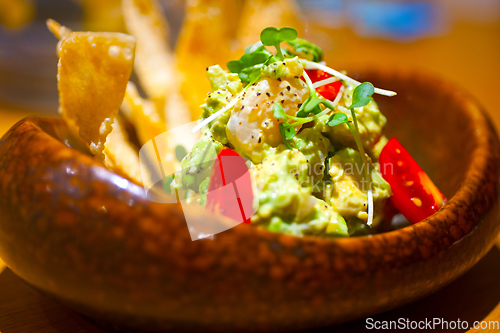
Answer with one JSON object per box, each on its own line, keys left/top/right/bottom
{"left": 0, "top": 69, "right": 499, "bottom": 332}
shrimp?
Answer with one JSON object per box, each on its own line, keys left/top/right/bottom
{"left": 226, "top": 77, "right": 307, "bottom": 163}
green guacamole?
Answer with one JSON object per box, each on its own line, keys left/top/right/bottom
{"left": 173, "top": 57, "right": 392, "bottom": 237}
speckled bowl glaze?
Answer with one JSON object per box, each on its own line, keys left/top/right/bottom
{"left": 0, "top": 69, "right": 499, "bottom": 332}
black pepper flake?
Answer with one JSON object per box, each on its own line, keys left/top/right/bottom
{"left": 282, "top": 62, "right": 286, "bottom": 65}
{"left": 277, "top": 78, "right": 282, "bottom": 81}
{"left": 294, "top": 93, "right": 298, "bottom": 97}
{"left": 251, "top": 134, "right": 255, "bottom": 139}
{"left": 258, "top": 137, "right": 262, "bottom": 143}
{"left": 298, "top": 103, "right": 302, "bottom": 108}
{"left": 241, "top": 106, "right": 244, "bottom": 110}
{"left": 294, "top": 76, "right": 299, "bottom": 79}
{"left": 280, "top": 92, "right": 284, "bottom": 96}
{"left": 206, "top": 67, "right": 209, "bottom": 71}
{"left": 281, "top": 100, "right": 285, "bottom": 104}
{"left": 286, "top": 86, "right": 291, "bottom": 91}
{"left": 257, "top": 92, "right": 261, "bottom": 96}
{"left": 255, "top": 104, "right": 259, "bottom": 107}
{"left": 266, "top": 92, "right": 271, "bottom": 97}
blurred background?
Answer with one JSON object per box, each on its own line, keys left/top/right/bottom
{"left": 0, "top": 0, "right": 499, "bottom": 134}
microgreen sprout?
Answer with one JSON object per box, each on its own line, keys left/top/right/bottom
{"left": 327, "top": 112, "right": 349, "bottom": 127}
{"left": 273, "top": 102, "right": 294, "bottom": 148}
{"left": 344, "top": 82, "right": 376, "bottom": 226}
{"left": 346, "top": 82, "right": 375, "bottom": 171}
{"left": 227, "top": 47, "right": 275, "bottom": 83}
{"left": 286, "top": 38, "right": 323, "bottom": 62}
{"left": 302, "top": 60, "right": 397, "bottom": 97}
{"left": 260, "top": 27, "right": 298, "bottom": 61}
{"left": 279, "top": 123, "right": 295, "bottom": 149}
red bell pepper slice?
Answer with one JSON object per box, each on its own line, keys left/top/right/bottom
{"left": 206, "top": 148, "right": 253, "bottom": 224}
{"left": 379, "top": 138, "right": 446, "bottom": 224}
{"left": 303, "top": 69, "right": 343, "bottom": 101}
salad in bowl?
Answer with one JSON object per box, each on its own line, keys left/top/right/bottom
{"left": 169, "top": 27, "right": 445, "bottom": 239}
{"left": 0, "top": 1, "right": 498, "bottom": 331}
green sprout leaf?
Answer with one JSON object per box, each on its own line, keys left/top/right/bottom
{"left": 304, "top": 96, "right": 322, "bottom": 114}
{"left": 245, "top": 43, "right": 265, "bottom": 54}
{"left": 296, "top": 95, "right": 323, "bottom": 118}
{"left": 279, "top": 122, "right": 295, "bottom": 148}
{"left": 227, "top": 49, "right": 274, "bottom": 83}
{"left": 248, "top": 69, "right": 261, "bottom": 84}
{"left": 272, "top": 102, "right": 287, "bottom": 120}
{"left": 163, "top": 174, "right": 175, "bottom": 195}
{"left": 174, "top": 145, "right": 188, "bottom": 162}
{"left": 349, "top": 82, "right": 375, "bottom": 109}
{"left": 286, "top": 38, "right": 323, "bottom": 62}
{"left": 226, "top": 60, "right": 244, "bottom": 73}
{"left": 260, "top": 27, "right": 298, "bottom": 46}
{"left": 260, "top": 26, "right": 298, "bottom": 60}
{"left": 241, "top": 51, "right": 271, "bottom": 66}
{"left": 327, "top": 112, "right": 349, "bottom": 127}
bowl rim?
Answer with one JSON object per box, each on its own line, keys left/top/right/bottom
{"left": 3, "top": 68, "right": 499, "bottom": 249}
{"left": 2, "top": 68, "right": 500, "bottom": 330}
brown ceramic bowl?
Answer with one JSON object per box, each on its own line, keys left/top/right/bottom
{"left": 0, "top": 69, "right": 499, "bottom": 332}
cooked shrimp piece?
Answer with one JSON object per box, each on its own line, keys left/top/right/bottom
{"left": 226, "top": 77, "right": 307, "bottom": 163}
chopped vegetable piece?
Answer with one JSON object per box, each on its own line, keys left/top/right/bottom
{"left": 305, "top": 69, "right": 343, "bottom": 100}
{"left": 379, "top": 138, "right": 446, "bottom": 223}
{"left": 206, "top": 148, "right": 254, "bottom": 224}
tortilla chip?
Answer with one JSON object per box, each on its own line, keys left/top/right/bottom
{"left": 122, "top": 0, "right": 191, "bottom": 128}
{"left": 122, "top": 82, "right": 166, "bottom": 145}
{"left": 122, "top": 0, "right": 173, "bottom": 102}
{"left": 48, "top": 20, "right": 136, "bottom": 162}
{"left": 175, "top": 0, "right": 243, "bottom": 120}
{"left": 81, "top": 0, "right": 124, "bottom": 32}
{"left": 103, "top": 116, "right": 145, "bottom": 184}
{"left": 236, "top": 0, "right": 304, "bottom": 52}
{"left": 47, "top": 19, "right": 73, "bottom": 40}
